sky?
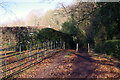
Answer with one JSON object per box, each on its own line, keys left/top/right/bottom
{"left": 1, "top": 0, "right": 119, "bottom": 25}
{"left": 0, "top": 0, "right": 74, "bottom": 25}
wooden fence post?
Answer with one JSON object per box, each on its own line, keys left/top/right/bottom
{"left": 37, "top": 44, "right": 39, "bottom": 61}
{"left": 60, "top": 41, "right": 62, "bottom": 49}
{"left": 48, "top": 41, "right": 49, "bottom": 50}
{"left": 64, "top": 42, "right": 65, "bottom": 49}
{"left": 56, "top": 41, "right": 57, "bottom": 49}
{"left": 88, "top": 43, "right": 90, "bottom": 53}
{"left": 76, "top": 43, "right": 78, "bottom": 52}
{"left": 54, "top": 41, "right": 55, "bottom": 49}
{"left": 43, "top": 42, "right": 45, "bottom": 56}
{"left": 61, "top": 42, "right": 63, "bottom": 49}
{"left": 4, "top": 49, "right": 7, "bottom": 78}
{"left": 47, "top": 41, "right": 49, "bottom": 56}
{"left": 51, "top": 41, "right": 52, "bottom": 49}
{"left": 54, "top": 41, "right": 55, "bottom": 53}
{"left": 19, "top": 45, "right": 21, "bottom": 72}
{"left": 30, "top": 44, "right": 32, "bottom": 65}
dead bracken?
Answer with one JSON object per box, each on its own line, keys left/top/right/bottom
{"left": 14, "top": 49, "right": 120, "bottom": 78}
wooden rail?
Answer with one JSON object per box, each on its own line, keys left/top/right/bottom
{"left": 0, "top": 41, "right": 65, "bottom": 79}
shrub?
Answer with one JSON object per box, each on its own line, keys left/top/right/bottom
{"left": 95, "top": 40, "right": 120, "bottom": 59}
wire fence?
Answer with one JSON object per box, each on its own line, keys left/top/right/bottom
{"left": 0, "top": 41, "right": 65, "bottom": 79}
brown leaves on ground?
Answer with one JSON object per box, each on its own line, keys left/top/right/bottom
{"left": 14, "top": 49, "right": 120, "bottom": 78}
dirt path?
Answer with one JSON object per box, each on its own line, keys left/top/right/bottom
{"left": 15, "top": 49, "right": 120, "bottom": 78}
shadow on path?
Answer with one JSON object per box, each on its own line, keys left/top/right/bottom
{"left": 69, "top": 48, "right": 120, "bottom": 78}
{"left": 69, "top": 48, "right": 98, "bottom": 78}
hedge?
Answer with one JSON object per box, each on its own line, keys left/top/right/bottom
{"left": 36, "top": 28, "right": 76, "bottom": 49}
{"left": 95, "top": 40, "right": 120, "bottom": 59}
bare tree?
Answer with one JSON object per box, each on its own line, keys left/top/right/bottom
{"left": 0, "top": 1, "right": 15, "bottom": 15}
{"left": 54, "top": 2, "right": 100, "bottom": 47}
{"left": 40, "top": 9, "right": 69, "bottom": 29}
{"left": 26, "top": 10, "right": 42, "bottom": 26}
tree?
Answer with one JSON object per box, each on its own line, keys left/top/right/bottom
{"left": 40, "top": 9, "right": 69, "bottom": 29}
{"left": 11, "top": 19, "right": 25, "bottom": 26}
{"left": 26, "top": 10, "right": 42, "bottom": 26}
{"left": 56, "top": 2, "right": 97, "bottom": 47}
{"left": 93, "top": 2, "right": 120, "bottom": 43}
{"left": 61, "top": 14, "right": 77, "bottom": 35}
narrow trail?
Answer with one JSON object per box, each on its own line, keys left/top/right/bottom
{"left": 15, "top": 49, "right": 120, "bottom": 78}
